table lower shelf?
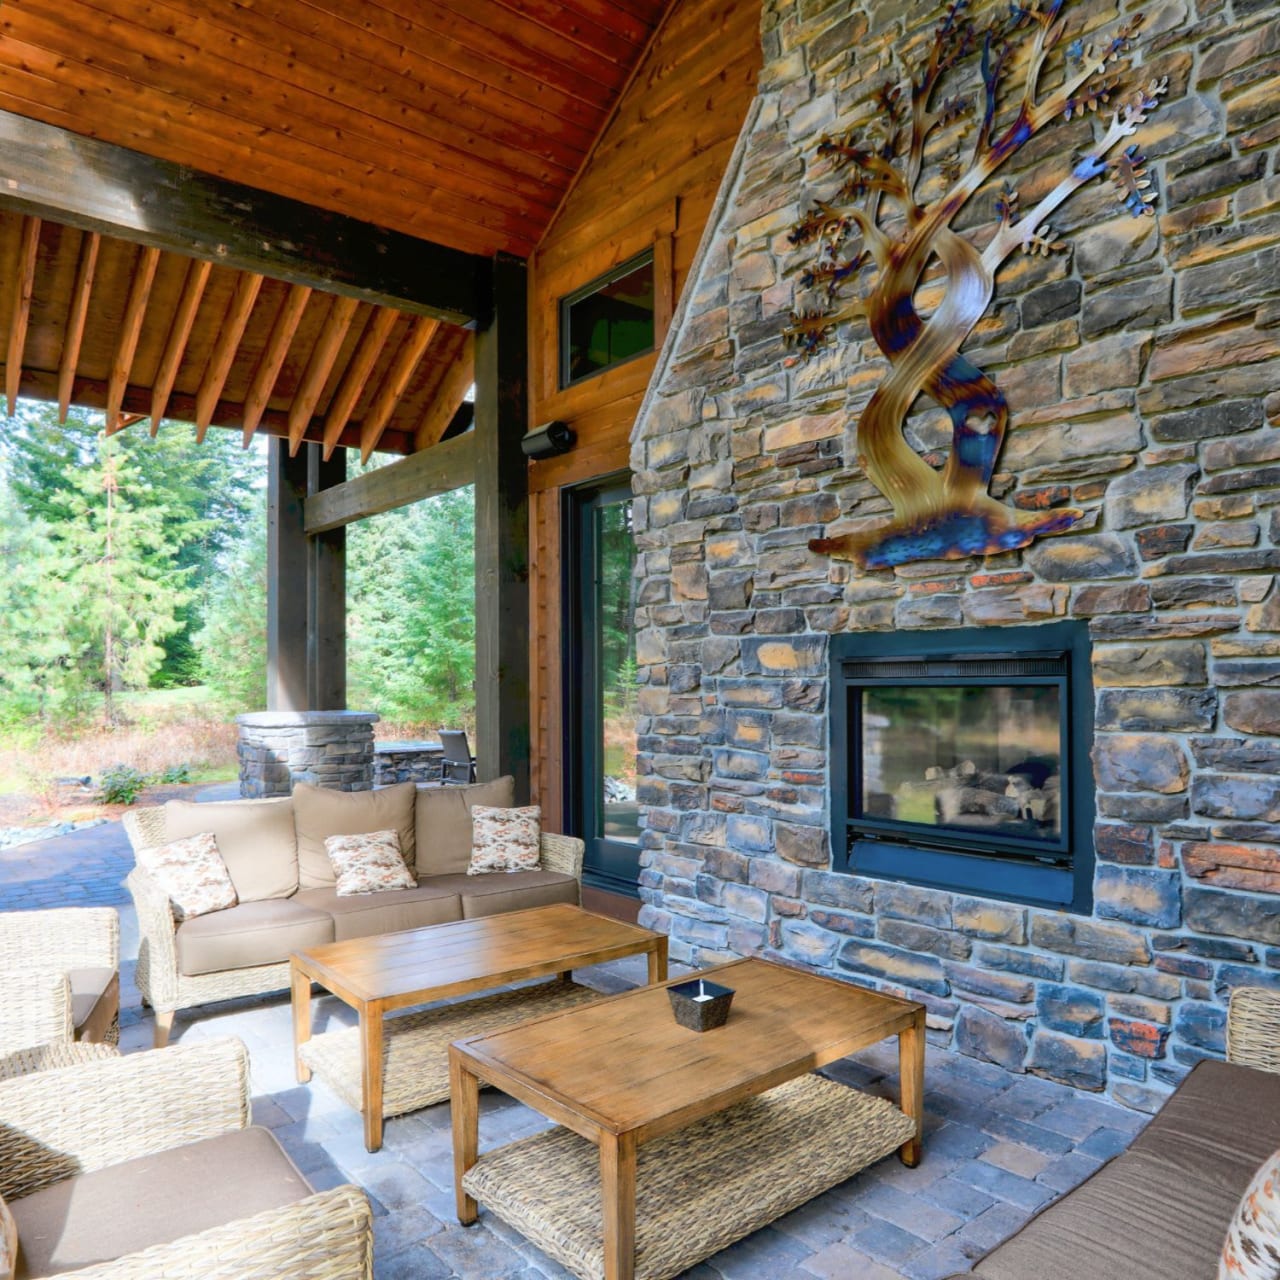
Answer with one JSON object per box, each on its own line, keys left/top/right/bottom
{"left": 299, "top": 977, "right": 602, "bottom": 1118}
{"left": 461, "top": 1072, "right": 916, "bottom": 1280}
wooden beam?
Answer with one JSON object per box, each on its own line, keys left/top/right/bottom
{"left": 195, "top": 271, "right": 263, "bottom": 441}
{"left": 473, "top": 252, "right": 530, "bottom": 797}
{"left": 321, "top": 307, "right": 399, "bottom": 460}
{"left": 58, "top": 229, "right": 99, "bottom": 423}
{"left": 105, "top": 243, "right": 161, "bottom": 430}
{"left": 150, "top": 256, "right": 212, "bottom": 434}
{"left": 242, "top": 283, "right": 311, "bottom": 446}
{"left": 267, "top": 438, "right": 309, "bottom": 713}
{"left": 304, "top": 432, "right": 476, "bottom": 535}
{"left": 288, "top": 294, "right": 359, "bottom": 455}
{"left": 414, "top": 333, "right": 475, "bottom": 451}
{"left": 6, "top": 215, "right": 41, "bottom": 416}
{"left": 358, "top": 316, "right": 439, "bottom": 462}
{"left": 0, "top": 109, "right": 488, "bottom": 326}
{"left": 307, "top": 448, "right": 347, "bottom": 711}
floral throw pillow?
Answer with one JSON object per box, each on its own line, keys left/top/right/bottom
{"left": 467, "top": 805, "right": 541, "bottom": 875}
{"left": 324, "top": 830, "right": 416, "bottom": 897}
{"left": 135, "top": 831, "right": 238, "bottom": 920}
{"left": 1221, "top": 1148, "right": 1280, "bottom": 1280}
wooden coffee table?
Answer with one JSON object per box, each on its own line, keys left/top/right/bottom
{"left": 291, "top": 903, "right": 667, "bottom": 1151}
{"left": 450, "top": 957, "right": 925, "bottom": 1280}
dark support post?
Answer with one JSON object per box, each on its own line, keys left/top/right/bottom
{"left": 473, "top": 252, "right": 530, "bottom": 798}
{"left": 308, "top": 447, "right": 347, "bottom": 711}
{"left": 267, "top": 438, "right": 309, "bottom": 711}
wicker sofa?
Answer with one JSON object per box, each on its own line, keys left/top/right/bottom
{"left": 946, "top": 986, "right": 1280, "bottom": 1280}
{"left": 0, "top": 1036, "right": 371, "bottom": 1278}
{"left": 124, "top": 778, "right": 584, "bottom": 1045}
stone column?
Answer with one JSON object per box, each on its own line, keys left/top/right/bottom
{"left": 236, "top": 711, "right": 378, "bottom": 798}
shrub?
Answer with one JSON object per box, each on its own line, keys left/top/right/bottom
{"left": 96, "top": 763, "right": 148, "bottom": 805}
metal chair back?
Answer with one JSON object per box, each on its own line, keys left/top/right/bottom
{"left": 438, "top": 729, "right": 476, "bottom": 784}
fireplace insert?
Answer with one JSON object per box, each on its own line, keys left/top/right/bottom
{"left": 830, "top": 622, "right": 1094, "bottom": 912}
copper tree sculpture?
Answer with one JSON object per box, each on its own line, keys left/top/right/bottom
{"left": 786, "top": 0, "right": 1166, "bottom": 569}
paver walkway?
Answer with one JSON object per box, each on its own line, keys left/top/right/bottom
{"left": 0, "top": 800, "right": 1149, "bottom": 1279}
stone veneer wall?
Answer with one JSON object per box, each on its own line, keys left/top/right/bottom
{"left": 237, "top": 712, "right": 378, "bottom": 797}
{"left": 373, "top": 742, "right": 445, "bottom": 786}
{"left": 630, "top": 0, "right": 1280, "bottom": 1111}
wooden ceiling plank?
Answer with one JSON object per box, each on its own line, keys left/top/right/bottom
{"left": 194, "top": 271, "right": 264, "bottom": 441}
{"left": 321, "top": 306, "right": 400, "bottom": 460}
{"left": 360, "top": 316, "right": 440, "bottom": 462}
{"left": 6, "top": 215, "right": 41, "bottom": 416}
{"left": 57, "top": 228, "right": 99, "bottom": 423}
{"left": 288, "top": 293, "right": 361, "bottom": 454}
{"left": 104, "top": 242, "right": 161, "bottom": 430}
{"left": 414, "top": 333, "right": 476, "bottom": 451}
{"left": 0, "top": 109, "right": 490, "bottom": 323}
{"left": 150, "top": 255, "right": 212, "bottom": 434}
{"left": 242, "top": 282, "right": 312, "bottom": 447}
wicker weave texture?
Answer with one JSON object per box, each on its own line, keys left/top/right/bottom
{"left": 463, "top": 1073, "right": 915, "bottom": 1280}
{"left": 0, "top": 907, "right": 118, "bottom": 972}
{"left": 0, "top": 1036, "right": 250, "bottom": 1200}
{"left": 537, "top": 833, "right": 585, "bottom": 879}
{"left": 0, "top": 1040, "right": 118, "bottom": 1081}
{"left": 1228, "top": 986, "right": 1280, "bottom": 1074}
{"left": 0, "top": 970, "right": 73, "bottom": 1054}
{"left": 300, "top": 978, "right": 602, "bottom": 1116}
{"left": 59, "top": 1184, "right": 373, "bottom": 1280}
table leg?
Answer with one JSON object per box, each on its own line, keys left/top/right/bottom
{"left": 291, "top": 962, "right": 312, "bottom": 1084}
{"left": 600, "top": 1130, "right": 638, "bottom": 1280}
{"left": 898, "top": 1007, "right": 926, "bottom": 1167}
{"left": 649, "top": 936, "right": 668, "bottom": 984}
{"left": 360, "top": 1004, "right": 385, "bottom": 1152}
{"left": 451, "top": 1048, "right": 481, "bottom": 1225}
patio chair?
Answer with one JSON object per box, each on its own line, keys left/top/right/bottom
{"left": 439, "top": 729, "right": 477, "bottom": 783}
{"left": 0, "top": 1035, "right": 373, "bottom": 1279}
{"left": 0, "top": 908, "right": 120, "bottom": 1052}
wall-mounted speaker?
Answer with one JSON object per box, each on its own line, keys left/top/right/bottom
{"left": 521, "top": 420, "right": 576, "bottom": 459}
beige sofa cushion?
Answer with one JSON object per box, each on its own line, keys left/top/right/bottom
{"left": 295, "top": 881, "right": 462, "bottom": 941}
{"left": 414, "top": 776, "right": 516, "bottom": 876}
{"left": 68, "top": 968, "right": 118, "bottom": 1043}
{"left": 10, "top": 1126, "right": 308, "bottom": 1278}
{"left": 425, "top": 869, "right": 579, "bottom": 918}
{"left": 164, "top": 797, "right": 298, "bottom": 903}
{"left": 175, "top": 899, "right": 334, "bottom": 977}
{"left": 293, "top": 782, "right": 417, "bottom": 888}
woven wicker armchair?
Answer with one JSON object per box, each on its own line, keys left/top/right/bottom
{"left": 1227, "top": 985, "right": 1280, "bottom": 1073}
{"left": 124, "top": 805, "right": 585, "bottom": 1046}
{"left": 0, "top": 908, "right": 119, "bottom": 1052}
{"left": 0, "top": 1036, "right": 373, "bottom": 1279}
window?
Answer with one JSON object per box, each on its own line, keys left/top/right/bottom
{"left": 559, "top": 251, "right": 655, "bottom": 388}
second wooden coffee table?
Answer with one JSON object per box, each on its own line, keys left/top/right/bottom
{"left": 291, "top": 903, "right": 667, "bottom": 1151}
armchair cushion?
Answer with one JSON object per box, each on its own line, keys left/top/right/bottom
{"left": 67, "top": 969, "right": 117, "bottom": 1044}
{"left": 414, "top": 776, "right": 515, "bottom": 876}
{"left": 10, "top": 1126, "right": 308, "bottom": 1278}
{"left": 293, "top": 782, "right": 417, "bottom": 888}
{"left": 295, "top": 881, "right": 462, "bottom": 941}
{"left": 164, "top": 797, "right": 298, "bottom": 903}
{"left": 175, "top": 899, "right": 334, "bottom": 977}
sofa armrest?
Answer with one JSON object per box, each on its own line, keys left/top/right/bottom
{"left": 539, "top": 832, "right": 584, "bottom": 879}
{"left": 121, "top": 805, "right": 167, "bottom": 853}
{"left": 1228, "top": 986, "right": 1280, "bottom": 1074}
{"left": 61, "top": 1184, "right": 373, "bottom": 1280}
{"left": 0, "top": 971, "right": 73, "bottom": 1055}
{"left": 126, "top": 868, "right": 181, "bottom": 1012}
{"left": 0, "top": 1036, "right": 250, "bottom": 1200}
{"left": 0, "top": 908, "right": 118, "bottom": 972}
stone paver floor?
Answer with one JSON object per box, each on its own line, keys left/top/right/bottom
{"left": 1, "top": 806, "right": 1150, "bottom": 1279}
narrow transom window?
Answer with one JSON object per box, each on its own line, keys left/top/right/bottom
{"left": 559, "top": 250, "right": 655, "bottom": 388}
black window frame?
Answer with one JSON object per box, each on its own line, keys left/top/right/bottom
{"left": 558, "top": 249, "right": 656, "bottom": 390}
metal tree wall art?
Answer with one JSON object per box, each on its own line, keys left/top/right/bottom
{"left": 785, "top": 0, "right": 1167, "bottom": 569}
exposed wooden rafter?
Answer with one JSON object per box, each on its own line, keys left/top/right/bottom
{"left": 414, "top": 333, "right": 475, "bottom": 451}
{"left": 105, "top": 243, "right": 161, "bottom": 431}
{"left": 288, "top": 294, "right": 360, "bottom": 454}
{"left": 195, "top": 271, "right": 264, "bottom": 441}
{"left": 6, "top": 215, "right": 41, "bottom": 416}
{"left": 58, "top": 230, "right": 99, "bottom": 423}
{"left": 150, "top": 257, "right": 213, "bottom": 434}
{"left": 242, "top": 283, "right": 312, "bottom": 447}
{"left": 321, "top": 307, "right": 400, "bottom": 459}
{"left": 359, "top": 317, "right": 439, "bottom": 462}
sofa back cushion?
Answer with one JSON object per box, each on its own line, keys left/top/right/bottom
{"left": 415, "top": 776, "right": 516, "bottom": 876}
{"left": 293, "top": 781, "right": 417, "bottom": 888}
{"left": 165, "top": 797, "right": 298, "bottom": 903}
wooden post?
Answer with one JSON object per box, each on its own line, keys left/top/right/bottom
{"left": 308, "top": 447, "right": 347, "bottom": 711}
{"left": 267, "top": 438, "right": 309, "bottom": 712}
{"left": 473, "top": 252, "right": 530, "bottom": 798}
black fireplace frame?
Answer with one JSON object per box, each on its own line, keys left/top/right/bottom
{"left": 830, "top": 622, "right": 1095, "bottom": 914}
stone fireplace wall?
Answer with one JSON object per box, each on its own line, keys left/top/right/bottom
{"left": 630, "top": 0, "right": 1280, "bottom": 1110}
